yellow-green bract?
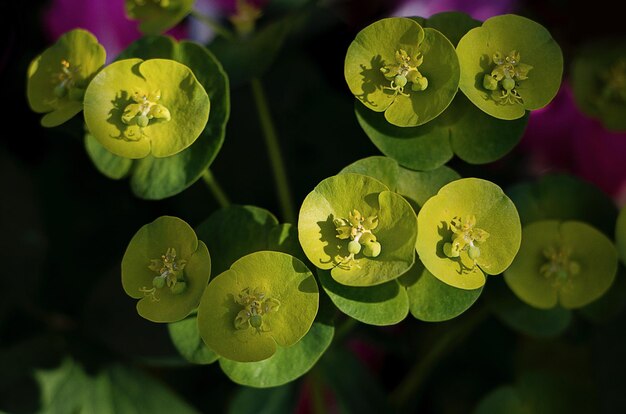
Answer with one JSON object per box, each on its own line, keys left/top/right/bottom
{"left": 298, "top": 173, "right": 417, "bottom": 287}
{"left": 456, "top": 14, "right": 563, "bottom": 120}
{"left": 197, "top": 251, "right": 319, "bottom": 363}
{"left": 504, "top": 220, "right": 618, "bottom": 309}
{"left": 83, "top": 58, "right": 210, "bottom": 159}
{"left": 125, "top": 0, "right": 194, "bottom": 35}
{"left": 344, "top": 17, "right": 459, "bottom": 127}
{"left": 121, "top": 216, "right": 211, "bottom": 323}
{"left": 416, "top": 178, "right": 521, "bottom": 290}
{"left": 27, "top": 29, "right": 106, "bottom": 127}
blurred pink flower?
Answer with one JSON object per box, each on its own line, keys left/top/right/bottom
{"left": 393, "top": 0, "right": 517, "bottom": 20}
{"left": 520, "top": 83, "right": 626, "bottom": 205}
{"left": 44, "top": 0, "right": 187, "bottom": 61}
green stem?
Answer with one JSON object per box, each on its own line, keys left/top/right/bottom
{"left": 190, "top": 10, "right": 235, "bottom": 41}
{"left": 202, "top": 169, "right": 230, "bottom": 208}
{"left": 334, "top": 317, "right": 358, "bottom": 342}
{"left": 390, "top": 307, "right": 489, "bottom": 409}
{"left": 250, "top": 78, "right": 296, "bottom": 223}
{"left": 308, "top": 368, "right": 326, "bottom": 414}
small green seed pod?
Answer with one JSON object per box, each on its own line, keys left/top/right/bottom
{"left": 502, "top": 77, "right": 516, "bottom": 91}
{"left": 569, "top": 261, "right": 581, "bottom": 275}
{"left": 170, "top": 280, "right": 187, "bottom": 295}
{"left": 137, "top": 114, "right": 150, "bottom": 128}
{"left": 468, "top": 245, "right": 481, "bottom": 260}
{"left": 348, "top": 240, "right": 362, "bottom": 255}
{"left": 152, "top": 276, "right": 166, "bottom": 289}
{"left": 412, "top": 76, "right": 428, "bottom": 91}
{"left": 363, "top": 240, "right": 381, "bottom": 258}
{"left": 395, "top": 74, "right": 408, "bottom": 88}
{"left": 53, "top": 83, "right": 67, "bottom": 98}
{"left": 483, "top": 74, "right": 498, "bottom": 91}
{"left": 443, "top": 242, "right": 460, "bottom": 258}
{"left": 249, "top": 314, "right": 263, "bottom": 329}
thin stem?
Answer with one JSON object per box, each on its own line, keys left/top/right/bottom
{"left": 334, "top": 317, "right": 358, "bottom": 342}
{"left": 190, "top": 10, "right": 235, "bottom": 41}
{"left": 390, "top": 307, "right": 489, "bottom": 409}
{"left": 202, "top": 169, "right": 230, "bottom": 208}
{"left": 250, "top": 77, "right": 296, "bottom": 223}
{"left": 308, "top": 368, "right": 326, "bottom": 414}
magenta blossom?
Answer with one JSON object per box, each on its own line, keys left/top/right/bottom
{"left": 44, "top": 0, "right": 187, "bottom": 61}
{"left": 392, "top": 0, "right": 517, "bottom": 20}
{"left": 520, "top": 83, "right": 626, "bottom": 205}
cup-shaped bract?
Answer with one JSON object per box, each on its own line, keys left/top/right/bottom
{"left": 504, "top": 221, "right": 618, "bottom": 309}
{"left": 84, "top": 58, "right": 210, "bottom": 159}
{"left": 456, "top": 14, "right": 563, "bottom": 120}
{"left": 27, "top": 29, "right": 106, "bottom": 128}
{"left": 298, "top": 173, "right": 417, "bottom": 287}
{"left": 344, "top": 17, "right": 460, "bottom": 127}
{"left": 125, "top": 0, "right": 194, "bottom": 34}
{"left": 416, "top": 178, "right": 521, "bottom": 290}
{"left": 197, "top": 251, "right": 319, "bottom": 362}
{"left": 572, "top": 39, "right": 626, "bottom": 131}
{"left": 122, "top": 216, "right": 211, "bottom": 323}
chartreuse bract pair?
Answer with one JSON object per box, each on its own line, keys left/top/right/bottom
{"left": 122, "top": 215, "right": 320, "bottom": 373}
{"left": 345, "top": 13, "right": 563, "bottom": 170}
{"left": 27, "top": 29, "right": 209, "bottom": 159}
{"left": 503, "top": 176, "right": 621, "bottom": 310}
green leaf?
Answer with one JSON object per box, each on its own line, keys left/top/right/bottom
{"left": 474, "top": 372, "right": 593, "bottom": 414}
{"left": 197, "top": 251, "right": 319, "bottom": 362}
{"left": 345, "top": 17, "right": 459, "bottom": 127}
{"left": 507, "top": 174, "right": 618, "bottom": 236}
{"left": 318, "top": 269, "right": 408, "bottom": 325}
{"left": 504, "top": 220, "right": 618, "bottom": 309}
{"left": 87, "top": 37, "right": 229, "bottom": 199}
{"left": 220, "top": 319, "right": 333, "bottom": 387}
{"left": 356, "top": 93, "right": 528, "bottom": 170}
{"left": 36, "top": 358, "right": 199, "bottom": 414}
{"left": 125, "top": 0, "right": 194, "bottom": 35}
{"left": 572, "top": 38, "right": 626, "bottom": 131}
{"left": 340, "top": 155, "right": 460, "bottom": 210}
{"left": 416, "top": 178, "right": 521, "bottom": 289}
{"left": 121, "top": 216, "right": 211, "bottom": 323}
{"left": 298, "top": 173, "right": 417, "bottom": 286}
{"left": 36, "top": 358, "right": 89, "bottom": 414}
{"left": 413, "top": 12, "right": 481, "bottom": 47}
{"left": 318, "top": 347, "right": 391, "bottom": 414}
{"left": 209, "top": 15, "right": 298, "bottom": 86}
{"left": 457, "top": 14, "right": 563, "bottom": 119}
{"left": 196, "top": 205, "right": 279, "bottom": 276}
{"left": 168, "top": 314, "right": 219, "bottom": 364}
{"left": 404, "top": 264, "right": 482, "bottom": 322}
{"left": 228, "top": 384, "right": 296, "bottom": 414}
{"left": 487, "top": 281, "right": 571, "bottom": 338}
{"left": 27, "top": 29, "right": 106, "bottom": 127}
{"left": 84, "top": 58, "right": 210, "bottom": 159}
{"left": 617, "top": 206, "right": 626, "bottom": 265}
{"left": 84, "top": 132, "right": 132, "bottom": 179}
{"left": 474, "top": 386, "right": 526, "bottom": 414}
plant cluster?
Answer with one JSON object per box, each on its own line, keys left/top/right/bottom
{"left": 23, "top": 2, "right": 626, "bottom": 412}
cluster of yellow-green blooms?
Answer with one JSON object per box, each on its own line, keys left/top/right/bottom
{"left": 443, "top": 215, "right": 490, "bottom": 262}
{"left": 483, "top": 50, "right": 533, "bottom": 105}
{"left": 380, "top": 49, "right": 429, "bottom": 96}
{"left": 601, "top": 58, "right": 626, "bottom": 102}
{"left": 539, "top": 246, "right": 580, "bottom": 289}
{"left": 333, "top": 209, "right": 381, "bottom": 269}
{"left": 140, "top": 247, "right": 187, "bottom": 301}
{"left": 120, "top": 89, "right": 171, "bottom": 140}
{"left": 233, "top": 287, "right": 281, "bottom": 333}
